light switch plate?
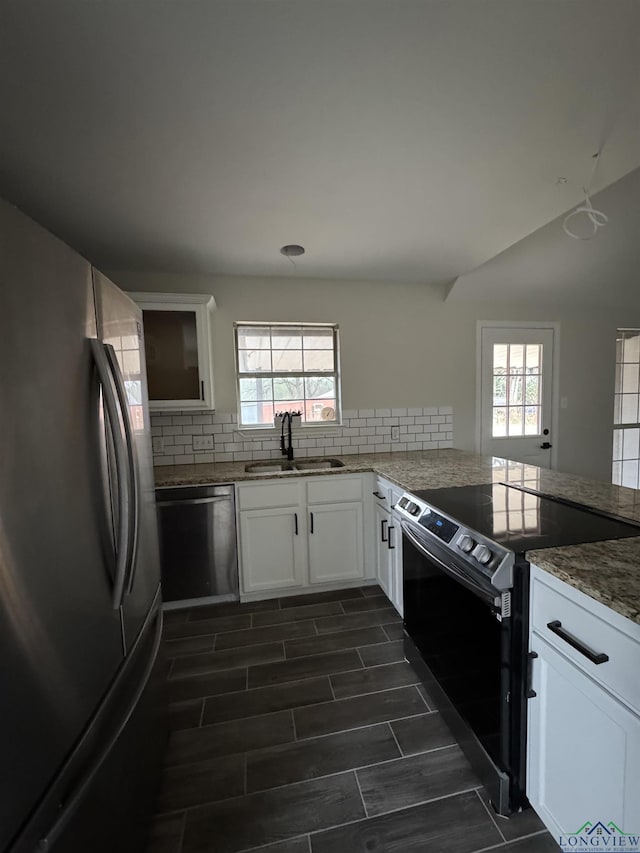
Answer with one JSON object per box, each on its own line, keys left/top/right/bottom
{"left": 193, "top": 435, "right": 214, "bottom": 451}
{"left": 152, "top": 436, "right": 163, "bottom": 453}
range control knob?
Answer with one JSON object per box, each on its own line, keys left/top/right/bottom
{"left": 472, "top": 543, "right": 492, "bottom": 565}
{"left": 407, "top": 502, "right": 421, "bottom": 516}
{"left": 458, "top": 535, "right": 476, "bottom": 553}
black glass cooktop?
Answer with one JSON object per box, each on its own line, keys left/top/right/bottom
{"left": 413, "top": 483, "right": 640, "bottom": 554}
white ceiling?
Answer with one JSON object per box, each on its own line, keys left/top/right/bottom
{"left": 1, "top": 0, "right": 639, "bottom": 288}
{"left": 448, "top": 165, "right": 640, "bottom": 307}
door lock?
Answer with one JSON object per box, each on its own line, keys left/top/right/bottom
{"left": 540, "top": 442, "right": 552, "bottom": 449}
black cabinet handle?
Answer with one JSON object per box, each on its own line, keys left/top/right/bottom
{"left": 546, "top": 620, "right": 609, "bottom": 665}
{"left": 294, "top": 513, "right": 298, "bottom": 535}
{"left": 201, "top": 380, "right": 205, "bottom": 401}
{"left": 310, "top": 512, "right": 314, "bottom": 534}
{"left": 388, "top": 525, "right": 395, "bottom": 550}
{"left": 373, "top": 491, "right": 386, "bottom": 500}
{"left": 381, "top": 518, "right": 388, "bottom": 542}
{"left": 526, "top": 651, "right": 538, "bottom": 698}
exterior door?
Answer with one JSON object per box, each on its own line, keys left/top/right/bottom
{"left": 480, "top": 325, "right": 556, "bottom": 468}
{"left": 93, "top": 271, "right": 161, "bottom": 652}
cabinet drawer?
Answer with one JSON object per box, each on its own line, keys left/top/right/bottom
{"left": 306, "top": 475, "right": 363, "bottom": 505}
{"left": 237, "top": 480, "right": 302, "bottom": 510}
{"left": 531, "top": 569, "right": 640, "bottom": 714}
{"left": 372, "top": 477, "right": 391, "bottom": 507}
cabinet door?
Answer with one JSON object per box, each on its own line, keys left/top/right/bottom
{"left": 527, "top": 635, "right": 640, "bottom": 839}
{"left": 239, "top": 507, "right": 305, "bottom": 593}
{"left": 308, "top": 502, "right": 364, "bottom": 585}
{"left": 375, "top": 504, "right": 392, "bottom": 599}
{"left": 129, "top": 293, "right": 214, "bottom": 411}
{"left": 387, "top": 514, "right": 403, "bottom": 617}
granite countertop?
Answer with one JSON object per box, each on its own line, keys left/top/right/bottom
{"left": 154, "top": 448, "right": 640, "bottom": 625}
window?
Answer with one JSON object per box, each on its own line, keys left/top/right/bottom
{"left": 491, "top": 343, "right": 542, "bottom": 437}
{"left": 612, "top": 329, "right": 640, "bottom": 488}
{"left": 234, "top": 323, "right": 341, "bottom": 428}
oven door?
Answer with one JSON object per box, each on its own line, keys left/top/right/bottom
{"left": 401, "top": 521, "right": 515, "bottom": 813}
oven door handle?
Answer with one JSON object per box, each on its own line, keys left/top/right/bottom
{"left": 401, "top": 522, "right": 499, "bottom": 608}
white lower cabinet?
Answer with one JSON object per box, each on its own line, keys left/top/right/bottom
{"left": 375, "top": 503, "right": 392, "bottom": 599}
{"left": 237, "top": 475, "right": 367, "bottom": 596}
{"left": 527, "top": 565, "right": 640, "bottom": 840}
{"left": 373, "top": 477, "right": 403, "bottom": 616}
{"left": 239, "top": 507, "right": 305, "bottom": 593}
{"left": 527, "top": 634, "right": 640, "bottom": 838}
{"left": 308, "top": 502, "right": 364, "bottom": 585}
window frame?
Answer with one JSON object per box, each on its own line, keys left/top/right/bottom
{"left": 233, "top": 321, "right": 342, "bottom": 430}
{"left": 612, "top": 328, "right": 640, "bottom": 489}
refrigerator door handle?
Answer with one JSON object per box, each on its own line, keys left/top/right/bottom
{"left": 90, "top": 339, "right": 131, "bottom": 610}
{"left": 104, "top": 343, "right": 140, "bottom": 597}
{"left": 35, "top": 607, "right": 164, "bottom": 852}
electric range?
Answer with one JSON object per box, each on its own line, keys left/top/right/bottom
{"left": 395, "top": 481, "right": 640, "bottom": 816}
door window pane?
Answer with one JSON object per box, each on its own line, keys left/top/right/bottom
{"left": 492, "top": 343, "right": 543, "bottom": 438}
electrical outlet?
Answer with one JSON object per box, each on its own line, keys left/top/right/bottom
{"left": 193, "top": 435, "right": 214, "bottom": 451}
{"left": 391, "top": 426, "right": 400, "bottom": 441}
{"left": 152, "top": 436, "right": 163, "bottom": 453}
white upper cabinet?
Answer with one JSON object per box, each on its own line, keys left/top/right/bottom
{"left": 129, "top": 292, "right": 215, "bottom": 411}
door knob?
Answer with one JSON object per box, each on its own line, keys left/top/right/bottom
{"left": 540, "top": 442, "right": 552, "bottom": 449}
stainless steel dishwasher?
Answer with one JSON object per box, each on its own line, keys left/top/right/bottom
{"left": 155, "top": 484, "right": 239, "bottom": 604}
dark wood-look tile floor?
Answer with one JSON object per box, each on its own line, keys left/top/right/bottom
{"left": 148, "top": 585, "right": 558, "bottom": 853}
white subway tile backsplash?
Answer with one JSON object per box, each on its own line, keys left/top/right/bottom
{"left": 194, "top": 453, "right": 215, "bottom": 464}
{"left": 183, "top": 424, "right": 204, "bottom": 435}
{"left": 151, "top": 405, "right": 454, "bottom": 466}
{"left": 202, "top": 423, "right": 224, "bottom": 434}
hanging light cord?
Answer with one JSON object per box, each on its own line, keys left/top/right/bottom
{"left": 563, "top": 152, "right": 609, "bottom": 241}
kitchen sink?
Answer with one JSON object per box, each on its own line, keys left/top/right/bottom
{"left": 244, "top": 458, "right": 345, "bottom": 474}
{"left": 293, "top": 458, "right": 345, "bottom": 471}
{"left": 244, "top": 462, "right": 295, "bottom": 473}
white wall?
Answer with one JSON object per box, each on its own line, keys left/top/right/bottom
{"left": 109, "top": 270, "right": 635, "bottom": 482}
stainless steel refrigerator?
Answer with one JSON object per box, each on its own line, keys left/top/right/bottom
{"left": 0, "top": 199, "right": 167, "bottom": 853}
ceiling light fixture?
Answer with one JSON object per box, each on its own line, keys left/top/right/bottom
{"left": 280, "top": 244, "right": 305, "bottom": 257}
{"left": 280, "top": 244, "right": 305, "bottom": 270}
